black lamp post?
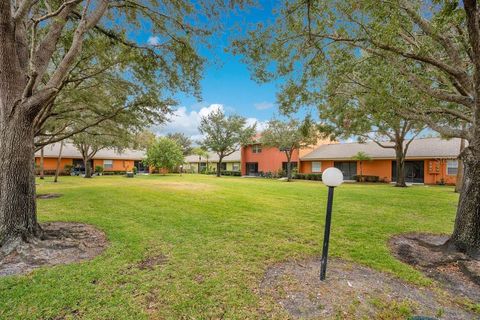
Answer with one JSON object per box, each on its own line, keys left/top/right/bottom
{"left": 319, "top": 167, "right": 344, "bottom": 281}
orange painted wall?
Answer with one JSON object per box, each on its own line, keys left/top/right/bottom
{"left": 299, "top": 160, "right": 334, "bottom": 174}
{"left": 241, "top": 145, "right": 300, "bottom": 175}
{"left": 359, "top": 160, "right": 392, "bottom": 182}
{"left": 35, "top": 157, "right": 73, "bottom": 171}
{"left": 300, "top": 158, "right": 458, "bottom": 185}
{"left": 34, "top": 157, "right": 136, "bottom": 172}
{"left": 424, "top": 159, "right": 457, "bottom": 185}
{"left": 93, "top": 159, "right": 134, "bottom": 171}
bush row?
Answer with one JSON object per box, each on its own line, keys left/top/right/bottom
{"left": 295, "top": 173, "right": 323, "bottom": 181}
{"left": 354, "top": 175, "right": 379, "bottom": 182}
{"left": 221, "top": 170, "right": 241, "bottom": 176}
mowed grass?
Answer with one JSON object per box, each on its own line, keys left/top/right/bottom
{"left": 0, "top": 175, "right": 459, "bottom": 319}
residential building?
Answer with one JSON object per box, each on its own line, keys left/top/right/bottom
{"left": 240, "top": 136, "right": 332, "bottom": 176}
{"left": 184, "top": 151, "right": 241, "bottom": 173}
{"left": 299, "top": 137, "right": 462, "bottom": 184}
{"left": 34, "top": 142, "right": 147, "bottom": 174}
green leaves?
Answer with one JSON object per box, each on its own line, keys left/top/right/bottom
{"left": 144, "top": 137, "right": 184, "bottom": 171}
{"left": 260, "top": 117, "right": 319, "bottom": 153}
{"left": 199, "top": 109, "right": 256, "bottom": 158}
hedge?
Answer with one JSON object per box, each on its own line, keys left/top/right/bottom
{"left": 354, "top": 175, "right": 380, "bottom": 182}
{"left": 295, "top": 173, "right": 322, "bottom": 181}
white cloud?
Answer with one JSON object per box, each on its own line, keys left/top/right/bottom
{"left": 246, "top": 117, "right": 268, "bottom": 132}
{"left": 254, "top": 101, "right": 274, "bottom": 110}
{"left": 153, "top": 104, "right": 223, "bottom": 141}
{"left": 147, "top": 36, "right": 160, "bottom": 46}
{"left": 153, "top": 103, "right": 268, "bottom": 142}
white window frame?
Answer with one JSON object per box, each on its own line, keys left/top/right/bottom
{"left": 232, "top": 163, "right": 240, "bottom": 171}
{"left": 252, "top": 144, "right": 262, "bottom": 153}
{"left": 103, "top": 159, "right": 113, "bottom": 169}
{"left": 312, "top": 161, "right": 322, "bottom": 173}
{"left": 446, "top": 160, "right": 458, "bottom": 175}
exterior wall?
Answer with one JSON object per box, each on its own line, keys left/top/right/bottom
{"left": 299, "top": 160, "right": 334, "bottom": 174}
{"left": 241, "top": 145, "right": 300, "bottom": 175}
{"left": 424, "top": 159, "right": 457, "bottom": 185}
{"left": 184, "top": 161, "right": 241, "bottom": 173}
{"left": 35, "top": 157, "right": 73, "bottom": 171}
{"left": 299, "top": 158, "right": 458, "bottom": 185}
{"left": 359, "top": 160, "right": 392, "bottom": 182}
{"left": 93, "top": 159, "right": 134, "bottom": 171}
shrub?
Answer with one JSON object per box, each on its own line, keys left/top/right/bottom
{"left": 294, "top": 173, "right": 322, "bottom": 181}
{"left": 221, "top": 170, "right": 241, "bottom": 176}
{"left": 354, "top": 175, "right": 379, "bottom": 182}
{"left": 102, "top": 170, "right": 127, "bottom": 175}
{"left": 64, "top": 164, "right": 73, "bottom": 175}
{"left": 95, "top": 165, "right": 104, "bottom": 174}
{"left": 132, "top": 166, "right": 138, "bottom": 174}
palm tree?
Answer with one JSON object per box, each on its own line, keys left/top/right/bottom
{"left": 352, "top": 151, "right": 371, "bottom": 181}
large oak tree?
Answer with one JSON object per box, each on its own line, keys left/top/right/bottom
{"left": 0, "top": 0, "right": 246, "bottom": 253}
{"left": 236, "top": 0, "right": 479, "bottom": 257}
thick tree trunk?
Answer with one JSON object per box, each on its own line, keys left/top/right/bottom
{"left": 394, "top": 147, "right": 407, "bottom": 187}
{"left": 84, "top": 159, "right": 92, "bottom": 178}
{"left": 0, "top": 116, "right": 42, "bottom": 252}
{"left": 54, "top": 142, "right": 64, "bottom": 183}
{"left": 455, "top": 138, "right": 466, "bottom": 193}
{"left": 286, "top": 160, "right": 292, "bottom": 181}
{"left": 449, "top": 146, "right": 480, "bottom": 258}
{"left": 216, "top": 159, "right": 222, "bottom": 177}
{"left": 39, "top": 148, "right": 45, "bottom": 179}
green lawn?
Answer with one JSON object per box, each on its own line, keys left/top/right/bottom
{"left": 0, "top": 175, "right": 459, "bottom": 319}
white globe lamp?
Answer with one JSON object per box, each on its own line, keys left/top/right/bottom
{"left": 322, "top": 167, "right": 344, "bottom": 187}
{"left": 319, "top": 167, "right": 344, "bottom": 281}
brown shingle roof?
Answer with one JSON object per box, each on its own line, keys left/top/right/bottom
{"left": 184, "top": 150, "right": 241, "bottom": 163}
{"left": 300, "top": 137, "right": 463, "bottom": 161}
{"left": 35, "top": 142, "right": 145, "bottom": 160}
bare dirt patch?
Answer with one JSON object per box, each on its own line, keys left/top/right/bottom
{"left": 36, "top": 193, "right": 62, "bottom": 199}
{"left": 0, "top": 222, "right": 108, "bottom": 276}
{"left": 260, "top": 257, "right": 475, "bottom": 319}
{"left": 389, "top": 233, "right": 480, "bottom": 303}
{"left": 137, "top": 253, "right": 168, "bottom": 270}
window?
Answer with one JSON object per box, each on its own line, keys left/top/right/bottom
{"left": 232, "top": 163, "right": 240, "bottom": 171}
{"left": 103, "top": 160, "right": 113, "bottom": 169}
{"left": 252, "top": 144, "right": 262, "bottom": 153}
{"left": 447, "top": 160, "right": 458, "bottom": 175}
{"left": 220, "top": 162, "right": 227, "bottom": 171}
{"left": 282, "top": 162, "right": 298, "bottom": 171}
{"left": 312, "top": 161, "right": 322, "bottom": 173}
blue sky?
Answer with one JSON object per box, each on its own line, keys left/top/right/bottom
{"left": 150, "top": 1, "right": 286, "bottom": 139}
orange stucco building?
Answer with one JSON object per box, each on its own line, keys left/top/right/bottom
{"left": 299, "top": 138, "right": 462, "bottom": 185}
{"left": 240, "top": 137, "right": 333, "bottom": 176}
{"left": 35, "top": 142, "right": 146, "bottom": 175}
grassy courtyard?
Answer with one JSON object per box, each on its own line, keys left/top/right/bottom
{"left": 0, "top": 175, "right": 460, "bottom": 319}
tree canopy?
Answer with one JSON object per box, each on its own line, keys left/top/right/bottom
{"left": 199, "top": 109, "right": 255, "bottom": 176}
{"left": 261, "top": 117, "right": 319, "bottom": 181}
{"left": 144, "top": 137, "right": 184, "bottom": 173}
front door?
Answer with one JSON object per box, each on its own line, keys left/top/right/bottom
{"left": 334, "top": 161, "right": 357, "bottom": 180}
{"left": 246, "top": 162, "right": 259, "bottom": 176}
{"left": 392, "top": 160, "right": 424, "bottom": 183}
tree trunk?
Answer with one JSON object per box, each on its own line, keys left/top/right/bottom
{"left": 54, "top": 142, "right": 64, "bottom": 183}
{"left": 455, "top": 138, "right": 466, "bottom": 193}
{"left": 0, "top": 116, "right": 42, "bottom": 252}
{"left": 394, "top": 146, "right": 407, "bottom": 187}
{"left": 449, "top": 146, "right": 480, "bottom": 258}
{"left": 39, "top": 148, "right": 45, "bottom": 179}
{"left": 84, "top": 159, "right": 92, "bottom": 178}
{"left": 216, "top": 159, "right": 222, "bottom": 177}
{"left": 286, "top": 159, "right": 292, "bottom": 181}
{"left": 359, "top": 161, "right": 363, "bottom": 181}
